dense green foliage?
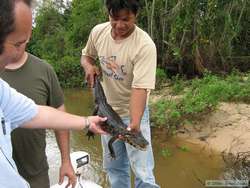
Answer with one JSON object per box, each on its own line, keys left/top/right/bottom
{"left": 28, "top": 0, "right": 249, "bottom": 87}
{"left": 150, "top": 71, "right": 250, "bottom": 129}
{"left": 28, "top": 0, "right": 106, "bottom": 87}
{"left": 139, "top": 0, "right": 250, "bottom": 74}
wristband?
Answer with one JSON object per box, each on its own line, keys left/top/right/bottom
{"left": 84, "top": 117, "right": 91, "bottom": 131}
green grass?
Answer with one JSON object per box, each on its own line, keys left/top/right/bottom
{"left": 150, "top": 71, "right": 250, "bottom": 129}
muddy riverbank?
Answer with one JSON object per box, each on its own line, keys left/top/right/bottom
{"left": 177, "top": 102, "right": 250, "bottom": 157}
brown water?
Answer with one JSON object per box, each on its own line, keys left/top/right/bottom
{"left": 47, "top": 88, "right": 225, "bottom": 188}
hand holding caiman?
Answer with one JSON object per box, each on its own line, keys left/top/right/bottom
{"left": 87, "top": 76, "right": 149, "bottom": 159}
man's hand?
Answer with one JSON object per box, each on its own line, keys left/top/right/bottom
{"left": 58, "top": 161, "right": 76, "bottom": 188}
{"left": 84, "top": 64, "right": 100, "bottom": 88}
{"left": 81, "top": 56, "right": 97, "bottom": 87}
{"left": 117, "top": 123, "right": 140, "bottom": 141}
{"left": 87, "top": 116, "right": 107, "bottom": 135}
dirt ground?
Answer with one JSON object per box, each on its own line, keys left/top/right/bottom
{"left": 177, "top": 102, "right": 250, "bottom": 156}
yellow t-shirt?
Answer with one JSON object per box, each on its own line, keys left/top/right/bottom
{"left": 82, "top": 22, "right": 157, "bottom": 117}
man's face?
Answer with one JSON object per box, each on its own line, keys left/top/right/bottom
{"left": 109, "top": 9, "right": 137, "bottom": 39}
{"left": 0, "top": 2, "right": 32, "bottom": 70}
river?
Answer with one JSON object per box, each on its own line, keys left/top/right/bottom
{"left": 46, "top": 88, "right": 225, "bottom": 188}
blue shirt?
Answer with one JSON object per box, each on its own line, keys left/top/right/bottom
{"left": 0, "top": 78, "right": 38, "bottom": 188}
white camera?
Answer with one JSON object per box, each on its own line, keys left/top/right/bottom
{"left": 71, "top": 151, "right": 90, "bottom": 175}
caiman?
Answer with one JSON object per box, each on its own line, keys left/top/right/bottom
{"left": 87, "top": 76, "right": 149, "bottom": 159}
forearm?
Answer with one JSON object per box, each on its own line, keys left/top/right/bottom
{"left": 54, "top": 105, "right": 71, "bottom": 163}
{"left": 22, "top": 105, "right": 86, "bottom": 130}
{"left": 55, "top": 130, "right": 70, "bottom": 162}
{"left": 129, "top": 88, "right": 147, "bottom": 130}
{"left": 80, "top": 55, "right": 94, "bottom": 69}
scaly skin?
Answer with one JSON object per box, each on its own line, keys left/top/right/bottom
{"left": 87, "top": 76, "right": 149, "bottom": 159}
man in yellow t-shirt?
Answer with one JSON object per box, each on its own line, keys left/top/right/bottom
{"left": 81, "top": 0, "right": 160, "bottom": 187}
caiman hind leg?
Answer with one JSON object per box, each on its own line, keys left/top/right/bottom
{"left": 86, "top": 105, "right": 99, "bottom": 140}
{"left": 108, "top": 135, "right": 119, "bottom": 159}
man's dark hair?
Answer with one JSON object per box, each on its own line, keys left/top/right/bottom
{"left": 105, "top": 0, "right": 140, "bottom": 17}
{"left": 0, "top": 0, "right": 32, "bottom": 54}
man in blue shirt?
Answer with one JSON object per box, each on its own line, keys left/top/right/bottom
{"left": 0, "top": 0, "right": 107, "bottom": 187}
{"left": 1, "top": 1, "right": 75, "bottom": 186}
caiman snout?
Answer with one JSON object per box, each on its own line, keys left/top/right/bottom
{"left": 124, "top": 132, "right": 149, "bottom": 150}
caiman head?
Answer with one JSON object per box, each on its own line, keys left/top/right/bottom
{"left": 123, "top": 131, "right": 149, "bottom": 150}
{"left": 93, "top": 76, "right": 107, "bottom": 104}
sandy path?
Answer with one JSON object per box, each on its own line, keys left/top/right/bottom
{"left": 179, "top": 103, "right": 250, "bottom": 155}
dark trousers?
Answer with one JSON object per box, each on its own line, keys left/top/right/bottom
{"left": 26, "top": 171, "right": 50, "bottom": 188}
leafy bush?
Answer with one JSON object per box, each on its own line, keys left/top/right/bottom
{"left": 50, "top": 56, "right": 84, "bottom": 88}
{"left": 150, "top": 99, "right": 181, "bottom": 128}
{"left": 155, "top": 68, "right": 168, "bottom": 89}
{"left": 151, "top": 72, "right": 250, "bottom": 129}
{"left": 170, "top": 75, "right": 186, "bottom": 95}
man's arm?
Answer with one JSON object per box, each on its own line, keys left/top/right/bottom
{"left": 129, "top": 41, "right": 156, "bottom": 132}
{"left": 22, "top": 105, "right": 107, "bottom": 134}
{"left": 54, "top": 105, "right": 76, "bottom": 187}
{"left": 129, "top": 88, "right": 147, "bottom": 132}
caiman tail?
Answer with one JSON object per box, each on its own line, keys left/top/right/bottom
{"left": 93, "top": 76, "right": 107, "bottom": 104}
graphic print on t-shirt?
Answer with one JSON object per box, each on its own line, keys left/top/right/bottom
{"left": 99, "top": 55, "right": 127, "bottom": 81}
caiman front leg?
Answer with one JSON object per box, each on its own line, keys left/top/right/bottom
{"left": 92, "top": 105, "right": 99, "bottom": 115}
{"left": 108, "top": 135, "right": 119, "bottom": 159}
{"left": 86, "top": 105, "right": 99, "bottom": 140}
